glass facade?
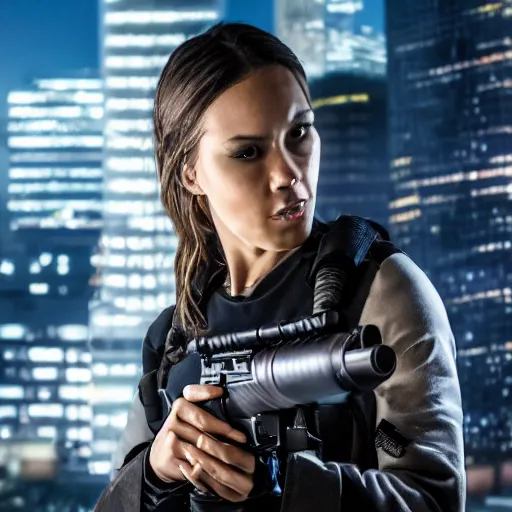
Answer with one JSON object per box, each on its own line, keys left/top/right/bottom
{"left": 310, "top": 73, "right": 389, "bottom": 226}
{"left": 387, "top": 1, "right": 512, "bottom": 466}
{"left": 88, "top": 0, "right": 224, "bottom": 476}
{"left": 0, "top": 77, "right": 103, "bottom": 476}
{"left": 276, "top": 0, "right": 386, "bottom": 78}
{"left": 7, "top": 78, "right": 103, "bottom": 231}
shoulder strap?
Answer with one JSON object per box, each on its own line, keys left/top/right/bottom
{"left": 308, "top": 215, "right": 384, "bottom": 287}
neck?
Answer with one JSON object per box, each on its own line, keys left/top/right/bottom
{"left": 223, "top": 247, "right": 293, "bottom": 296}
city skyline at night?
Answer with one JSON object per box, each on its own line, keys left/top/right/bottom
{"left": 0, "top": 1, "right": 510, "bottom": 510}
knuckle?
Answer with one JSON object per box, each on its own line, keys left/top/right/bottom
{"left": 173, "top": 397, "right": 185, "bottom": 411}
{"left": 195, "top": 414, "right": 208, "bottom": 431}
{"left": 196, "top": 433, "right": 207, "bottom": 450}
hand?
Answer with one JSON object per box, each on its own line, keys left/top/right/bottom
{"left": 149, "top": 384, "right": 256, "bottom": 502}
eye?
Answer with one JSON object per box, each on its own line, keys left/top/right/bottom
{"left": 233, "top": 145, "right": 261, "bottom": 160}
{"left": 289, "top": 123, "right": 312, "bottom": 142}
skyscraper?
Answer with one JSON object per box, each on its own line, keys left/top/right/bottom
{"left": 387, "top": 1, "right": 512, "bottom": 468}
{"left": 310, "top": 73, "right": 388, "bottom": 226}
{"left": 0, "top": 76, "right": 103, "bottom": 476}
{"left": 276, "top": 0, "right": 386, "bottom": 79}
{"left": 89, "top": 0, "right": 224, "bottom": 476}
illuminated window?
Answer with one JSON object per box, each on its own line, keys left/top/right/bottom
{"left": 0, "top": 386, "right": 23, "bottom": 399}
{"left": 106, "top": 178, "right": 157, "bottom": 194}
{"left": 105, "top": 157, "right": 154, "bottom": 172}
{"left": 0, "top": 427, "right": 11, "bottom": 439}
{"left": 105, "top": 10, "right": 218, "bottom": 25}
{"left": 110, "top": 412, "right": 128, "bottom": 429}
{"left": 33, "top": 368, "right": 58, "bottom": 381}
{"left": 105, "top": 56, "right": 168, "bottom": 69}
{"left": 106, "top": 76, "right": 158, "bottom": 90}
{"left": 57, "top": 325, "right": 88, "bottom": 341}
{"left": 65, "top": 368, "right": 92, "bottom": 383}
{"left": 29, "top": 283, "right": 49, "bottom": 295}
{"left": 8, "top": 135, "right": 103, "bottom": 149}
{"left": 105, "top": 98, "right": 153, "bottom": 111}
{"left": 105, "top": 34, "right": 186, "bottom": 48}
{"left": 89, "top": 461, "right": 111, "bottom": 475}
{"left": 59, "top": 386, "right": 90, "bottom": 401}
{"left": 28, "top": 404, "right": 63, "bottom": 418}
{"left": 92, "top": 386, "right": 134, "bottom": 404}
{"left": 9, "top": 106, "right": 82, "bottom": 118}
{"left": 0, "top": 260, "right": 15, "bottom": 276}
{"left": 38, "top": 426, "right": 57, "bottom": 438}
{"left": 0, "top": 406, "right": 17, "bottom": 418}
{"left": 28, "top": 347, "right": 64, "bottom": 363}
{"left": 105, "top": 119, "right": 152, "bottom": 133}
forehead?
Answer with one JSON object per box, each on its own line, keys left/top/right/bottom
{"left": 201, "top": 66, "right": 310, "bottom": 135}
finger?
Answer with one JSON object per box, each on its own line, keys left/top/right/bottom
{"left": 183, "top": 385, "right": 224, "bottom": 402}
{"left": 173, "top": 401, "right": 246, "bottom": 444}
{"left": 194, "top": 467, "right": 249, "bottom": 503}
{"left": 184, "top": 448, "right": 253, "bottom": 497}
{"left": 195, "top": 432, "right": 255, "bottom": 474}
{"left": 172, "top": 419, "right": 253, "bottom": 473}
{"left": 178, "top": 461, "right": 209, "bottom": 494}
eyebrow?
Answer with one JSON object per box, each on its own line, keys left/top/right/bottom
{"left": 226, "top": 108, "right": 313, "bottom": 142}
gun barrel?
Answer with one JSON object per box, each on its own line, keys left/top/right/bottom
{"left": 224, "top": 327, "right": 396, "bottom": 418}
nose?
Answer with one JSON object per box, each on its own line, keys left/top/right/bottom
{"left": 268, "top": 147, "right": 301, "bottom": 192}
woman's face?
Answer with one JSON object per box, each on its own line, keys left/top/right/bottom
{"left": 184, "top": 65, "right": 320, "bottom": 253}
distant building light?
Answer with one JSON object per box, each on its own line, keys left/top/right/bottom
{"left": 0, "top": 260, "right": 15, "bottom": 276}
{"left": 105, "top": 10, "right": 218, "bottom": 26}
{"left": 57, "top": 265, "right": 69, "bottom": 276}
{"left": 33, "top": 368, "right": 59, "bottom": 381}
{"left": 89, "top": 461, "right": 111, "bottom": 475}
{"left": 29, "top": 283, "right": 49, "bottom": 295}
{"left": 28, "top": 404, "right": 63, "bottom": 418}
{"left": 0, "top": 406, "right": 17, "bottom": 418}
{"left": 38, "top": 388, "right": 52, "bottom": 401}
{"left": 66, "top": 368, "right": 92, "bottom": 383}
{"left": 0, "top": 386, "right": 24, "bottom": 399}
{"left": 28, "top": 347, "right": 64, "bottom": 363}
{"left": 37, "top": 426, "right": 57, "bottom": 439}
{"left": 0, "top": 324, "right": 25, "bottom": 340}
{"left": 311, "top": 93, "right": 369, "bottom": 110}
{"left": 39, "top": 253, "right": 53, "bottom": 267}
{"left": 30, "top": 262, "right": 42, "bottom": 274}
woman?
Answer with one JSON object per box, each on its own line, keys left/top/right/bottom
{"left": 95, "top": 22, "right": 465, "bottom": 512}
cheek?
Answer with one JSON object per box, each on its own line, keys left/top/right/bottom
{"left": 198, "top": 156, "right": 267, "bottom": 216}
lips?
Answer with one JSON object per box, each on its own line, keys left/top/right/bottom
{"left": 273, "top": 199, "right": 307, "bottom": 217}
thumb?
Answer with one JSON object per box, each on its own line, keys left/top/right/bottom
{"left": 183, "top": 384, "right": 224, "bottom": 402}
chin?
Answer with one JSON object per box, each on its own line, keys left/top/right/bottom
{"left": 266, "top": 216, "right": 313, "bottom": 251}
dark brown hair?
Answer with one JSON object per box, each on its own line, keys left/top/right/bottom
{"left": 153, "top": 22, "right": 310, "bottom": 338}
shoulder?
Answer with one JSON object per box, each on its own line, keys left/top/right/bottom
{"left": 143, "top": 305, "right": 175, "bottom": 353}
{"left": 360, "top": 252, "right": 455, "bottom": 358}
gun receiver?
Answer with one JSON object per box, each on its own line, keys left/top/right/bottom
{"left": 183, "top": 310, "right": 396, "bottom": 451}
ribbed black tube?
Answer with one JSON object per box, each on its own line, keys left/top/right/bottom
{"left": 313, "top": 265, "right": 348, "bottom": 314}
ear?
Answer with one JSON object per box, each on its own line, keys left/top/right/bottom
{"left": 182, "top": 163, "right": 205, "bottom": 196}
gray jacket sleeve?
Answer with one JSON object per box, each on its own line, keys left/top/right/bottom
{"left": 110, "top": 391, "right": 155, "bottom": 480}
{"left": 94, "top": 392, "right": 154, "bottom": 511}
{"left": 280, "top": 252, "right": 466, "bottom": 512}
